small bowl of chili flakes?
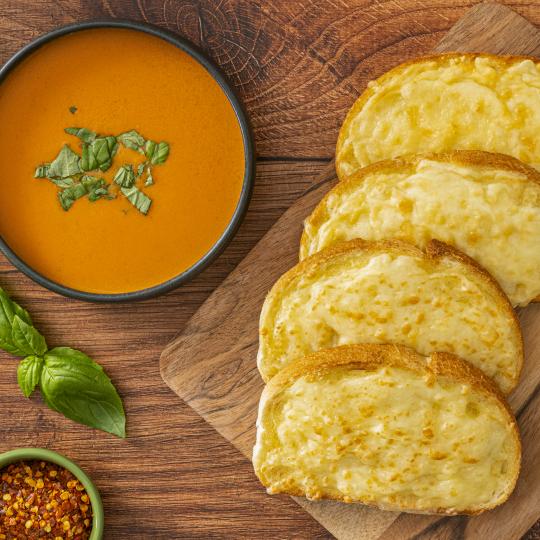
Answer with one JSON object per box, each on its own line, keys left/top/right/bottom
{"left": 0, "top": 448, "right": 103, "bottom": 539}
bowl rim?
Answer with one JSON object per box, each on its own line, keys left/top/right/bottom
{"left": 0, "top": 447, "right": 104, "bottom": 539}
{"left": 0, "top": 19, "right": 255, "bottom": 302}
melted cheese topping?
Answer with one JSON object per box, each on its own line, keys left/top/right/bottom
{"left": 253, "top": 365, "right": 518, "bottom": 512}
{"left": 302, "top": 158, "right": 540, "bottom": 306}
{"left": 258, "top": 252, "right": 521, "bottom": 392}
{"left": 337, "top": 56, "right": 540, "bottom": 177}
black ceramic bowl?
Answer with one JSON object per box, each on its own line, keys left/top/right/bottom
{"left": 0, "top": 20, "right": 255, "bottom": 302}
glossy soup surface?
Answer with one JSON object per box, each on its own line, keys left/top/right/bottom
{"left": 0, "top": 28, "right": 245, "bottom": 294}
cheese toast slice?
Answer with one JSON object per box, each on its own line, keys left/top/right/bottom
{"left": 301, "top": 151, "right": 540, "bottom": 306}
{"left": 258, "top": 239, "right": 522, "bottom": 393}
{"left": 253, "top": 344, "right": 521, "bottom": 515}
{"left": 336, "top": 53, "right": 540, "bottom": 178}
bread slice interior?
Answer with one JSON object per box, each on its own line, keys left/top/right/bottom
{"left": 253, "top": 344, "right": 521, "bottom": 515}
{"left": 336, "top": 53, "right": 540, "bottom": 178}
{"left": 258, "top": 239, "right": 522, "bottom": 394}
{"left": 302, "top": 151, "right": 540, "bottom": 307}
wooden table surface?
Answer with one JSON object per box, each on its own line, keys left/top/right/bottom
{"left": 1, "top": 1, "right": 539, "bottom": 538}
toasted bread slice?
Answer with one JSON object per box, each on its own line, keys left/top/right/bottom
{"left": 253, "top": 344, "right": 521, "bottom": 515}
{"left": 258, "top": 239, "right": 522, "bottom": 393}
{"left": 301, "top": 151, "right": 540, "bottom": 306}
{"left": 336, "top": 53, "right": 540, "bottom": 179}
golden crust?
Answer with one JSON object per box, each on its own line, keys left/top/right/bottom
{"left": 263, "top": 237, "right": 523, "bottom": 388}
{"left": 336, "top": 53, "right": 540, "bottom": 180}
{"left": 256, "top": 343, "right": 521, "bottom": 515}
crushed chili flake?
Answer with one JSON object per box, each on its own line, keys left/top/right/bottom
{"left": 0, "top": 460, "right": 92, "bottom": 539}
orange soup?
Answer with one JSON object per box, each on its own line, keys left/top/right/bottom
{"left": 0, "top": 28, "right": 246, "bottom": 294}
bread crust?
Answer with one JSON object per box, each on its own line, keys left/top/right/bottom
{"left": 255, "top": 343, "right": 522, "bottom": 515}
{"left": 336, "top": 53, "right": 540, "bottom": 180}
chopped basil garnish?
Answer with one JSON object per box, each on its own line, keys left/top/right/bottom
{"left": 114, "top": 164, "right": 136, "bottom": 188}
{"left": 81, "top": 136, "right": 118, "bottom": 172}
{"left": 36, "top": 128, "right": 167, "bottom": 215}
{"left": 118, "top": 130, "right": 146, "bottom": 152}
{"left": 81, "top": 175, "right": 114, "bottom": 202}
{"left": 47, "top": 145, "right": 81, "bottom": 178}
{"left": 50, "top": 177, "right": 75, "bottom": 189}
{"left": 121, "top": 185, "right": 152, "bottom": 215}
{"left": 34, "top": 164, "right": 50, "bottom": 178}
{"left": 65, "top": 127, "right": 96, "bottom": 143}
{"left": 69, "top": 105, "right": 78, "bottom": 114}
{"left": 145, "top": 140, "right": 169, "bottom": 165}
{"left": 58, "top": 183, "right": 88, "bottom": 211}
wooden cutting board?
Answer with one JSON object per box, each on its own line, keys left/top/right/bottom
{"left": 161, "top": 3, "right": 540, "bottom": 539}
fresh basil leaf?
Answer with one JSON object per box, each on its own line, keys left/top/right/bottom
{"left": 40, "top": 347, "right": 126, "bottom": 438}
{"left": 12, "top": 315, "right": 47, "bottom": 356}
{"left": 18, "top": 355, "right": 44, "bottom": 398}
{"left": 118, "top": 130, "right": 145, "bottom": 152}
{"left": 121, "top": 186, "right": 152, "bottom": 215}
{"left": 113, "top": 164, "right": 135, "bottom": 188}
{"left": 58, "top": 183, "right": 87, "bottom": 211}
{"left": 81, "top": 136, "right": 118, "bottom": 172}
{"left": 34, "top": 164, "right": 50, "bottom": 178}
{"left": 144, "top": 166, "right": 154, "bottom": 186}
{"left": 65, "top": 127, "right": 97, "bottom": 143}
{"left": 48, "top": 145, "right": 81, "bottom": 178}
{"left": 145, "top": 140, "right": 169, "bottom": 165}
{"left": 136, "top": 163, "right": 145, "bottom": 177}
{"left": 0, "top": 288, "right": 33, "bottom": 355}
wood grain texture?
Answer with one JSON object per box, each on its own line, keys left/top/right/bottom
{"left": 161, "top": 3, "right": 540, "bottom": 539}
{"left": 4, "top": 0, "right": 540, "bottom": 159}
{"left": 1, "top": 0, "right": 540, "bottom": 538}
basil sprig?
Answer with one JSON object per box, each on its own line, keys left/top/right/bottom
{"left": 0, "top": 287, "right": 126, "bottom": 438}
{"left": 35, "top": 128, "right": 169, "bottom": 215}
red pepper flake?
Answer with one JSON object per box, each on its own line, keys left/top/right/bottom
{"left": 0, "top": 460, "right": 92, "bottom": 539}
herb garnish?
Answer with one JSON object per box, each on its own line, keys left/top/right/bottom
{"left": 35, "top": 128, "right": 169, "bottom": 215}
{"left": 0, "top": 287, "right": 126, "bottom": 437}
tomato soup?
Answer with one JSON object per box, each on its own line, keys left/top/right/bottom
{"left": 0, "top": 28, "right": 246, "bottom": 294}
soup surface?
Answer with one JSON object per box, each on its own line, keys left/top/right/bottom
{"left": 0, "top": 28, "right": 245, "bottom": 293}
